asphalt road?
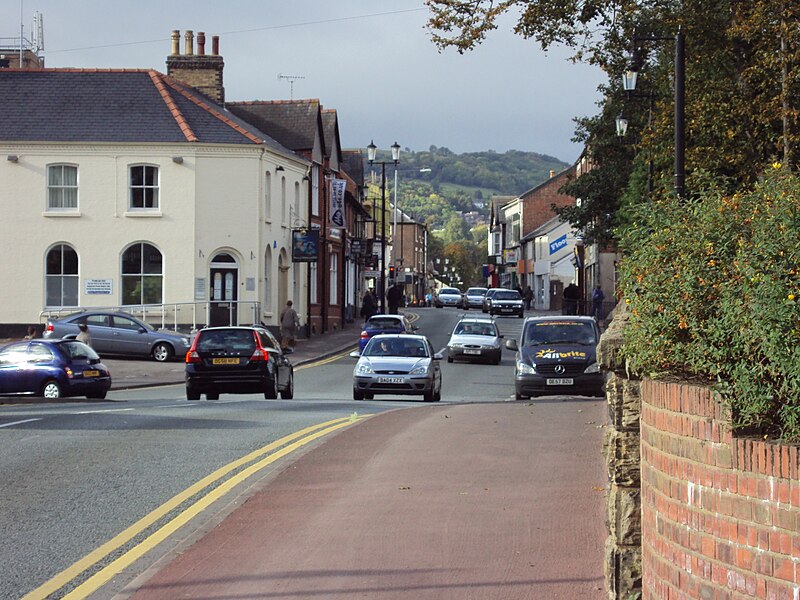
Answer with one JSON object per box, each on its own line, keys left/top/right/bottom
{"left": 0, "top": 309, "right": 608, "bottom": 599}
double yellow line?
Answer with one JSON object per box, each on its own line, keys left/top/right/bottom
{"left": 24, "top": 415, "right": 369, "bottom": 600}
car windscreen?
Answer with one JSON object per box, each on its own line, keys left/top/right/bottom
{"left": 454, "top": 323, "right": 496, "bottom": 336}
{"left": 60, "top": 341, "right": 100, "bottom": 360}
{"left": 466, "top": 288, "right": 487, "bottom": 296}
{"left": 440, "top": 288, "right": 460, "bottom": 295}
{"left": 495, "top": 290, "right": 521, "bottom": 300}
{"left": 196, "top": 330, "right": 256, "bottom": 352}
{"left": 366, "top": 317, "right": 404, "bottom": 330}
{"left": 523, "top": 321, "right": 597, "bottom": 346}
{"left": 364, "top": 338, "right": 428, "bottom": 357}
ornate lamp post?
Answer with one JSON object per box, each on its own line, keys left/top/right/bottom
{"left": 367, "top": 140, "right": 400, "bottom": 314}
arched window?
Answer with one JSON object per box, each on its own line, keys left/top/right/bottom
{"left": 45, "top": 244, "right": 78, "bottom": 307}
{"left": 281, "top": 176, "right": 287, "bottom": 224}
{"left": 121, "top": 243, "right": 163, "bottom": 305}
{"left": 264, "top": 246, "right": 272, "bottom": 313}
{"left": 264, "top": 171, "right": 272, "bottom": 220}
{"left": 294, "top": 181, "right": 300, "bottom": 224}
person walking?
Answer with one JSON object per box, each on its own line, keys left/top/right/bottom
{"left": 591, "top": 285, "right": 606, "bottom": 321}
{"left": 76, "top": 323, "right": 93, "bottom": 347}
{"left": 387, "top": 283, "right": 403, "bottom": 315}
{"left": 279, "top": 300, "right": 300, "bottom": 350}
{"left": 360, "top": 289, "right": 377, "bottom": 322}
{"left": 24, "top": 326, "right": 38, "bottom": 340}
{"left": 523, "top": 286, "right": 533, "bottom": 311}
{"left": 563, "top": 282, "right": 580, "bottom": 315}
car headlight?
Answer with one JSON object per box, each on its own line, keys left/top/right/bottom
{"left": 584, "top": 362, "right": 600, "bottom": 374}
{"left": 449, "top": 343, "right": 462, "bottom": 350}
{"left": 410, "top": 365, "right": 429, "bottom": 375}
{"left": 182, "top": 338, "right": 190, "bottom": 346}
{"left": 356, "top": 363, "right": 375, "bottom": 375}
{"left": 517, "top": 361, "right": 536, "bottom": 374}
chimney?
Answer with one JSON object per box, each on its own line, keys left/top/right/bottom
{"left": 549, "top": 169, "right": 555, "bottom": 178}
{"left": 166, "top": 29, "right": 225, "bottom": 105}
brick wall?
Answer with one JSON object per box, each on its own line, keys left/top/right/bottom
{"left": 641, "top": 379, "right": 800, "bottom": 599}
{"left": 520, "top": 168, "right": 576, "bottom": 236}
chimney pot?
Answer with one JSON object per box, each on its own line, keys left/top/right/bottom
{"left": 549, "top": 169, "right": 555, "bottom": 178}
{"left": 184, "top": 30, "right": 194, "bottom": 56}
{"left": 197, "top": 32, "right": 206, "bottom": 55}
{"left": 171, "top": 30, "right": 180, "bottom": 55}
{"left": 212, "top": 36, "right": 219, "bottom": 56}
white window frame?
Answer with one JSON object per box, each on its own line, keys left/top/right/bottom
{"left": 45, "top": 243, "right": 79, "bottom": 308}
{"left": 311, "top": 164, "right": 320, "bottom": 216}
{"left": 128, "top": 164, "right": 160, "bottom": 210}
{"left": 264, "top": 171, "right": 272, "bottom": 221}
{"left": 46, "top": 164, "right": 79, "bottom": 211}
{"left": 329, "top": 253, "right": 338, "bottom": 305}
{"left": 121, "top": 242, "right": 163, "bottom": 305}
{"left": 310, "top": 262, "right": 318, "bottom": 304}
{"left": 281, "top": 176, "right": 287, "bottom": 225}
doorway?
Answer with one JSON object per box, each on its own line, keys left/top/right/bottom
{"left": 210, "top": 253, "right": 238, "bottom": 326}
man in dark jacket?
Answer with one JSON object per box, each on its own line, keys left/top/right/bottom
{"left": 387, "top": 283, "right": 403, "bottom": 314}
{"left": 563, "top": 282, "right": 580, "bottom": 315}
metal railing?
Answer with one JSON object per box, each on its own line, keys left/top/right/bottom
{"left": 39, "top": 301, "right": 262, "bottom": 333}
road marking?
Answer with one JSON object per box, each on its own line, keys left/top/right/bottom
{"left": 296, "top": 347, "right": 356, "bottom": 370}
{"left": 72, "top": 408, "right": 135, "bottom": 415}
{"left": 0, "top": 418, "right": 42, "bottom": 428}
{"left": 22, "top": 414, "right": 372, "bottom": 600}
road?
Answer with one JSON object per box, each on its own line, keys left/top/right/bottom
{"left": 0, "top": 309, "right": 608, "bottom": 599}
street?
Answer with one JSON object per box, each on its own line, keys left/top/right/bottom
{"left": 0, "top": 309, "right": 608, "bottom": 599}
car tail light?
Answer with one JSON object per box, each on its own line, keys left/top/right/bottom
{"left": 185, "top": 351, "right": 201, "bottom": 364}
{"left": 360, "top": 331, "right": 369, "bottom": 341}
{"left": 250, "top": 331, "right": 269, "bottom": 362}
{"left": 45, "top": 323, "right": 54, "bottom": 332}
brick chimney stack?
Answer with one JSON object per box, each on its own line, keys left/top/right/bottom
{"left": 166, "top": 29, "right": 225, "bottom": 104}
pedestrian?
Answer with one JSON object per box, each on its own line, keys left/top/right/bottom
{"left": 387, "top": 283, "right": 403, "bottom": 314}
{"left": 523, "top": 286, "right": 533, "bottom": 311}
{"left": 76, "top": 323, "right": 93, "bottom": 347}
{"left": 591, "top": 285, "right": 605, "bottom": 321}
{"left": 425, "top": 290, "right": 433, "bottom": 307}
{"left": 279, "top": 300, "right": 300, "bottom": 350}
{"left": 24, "top": 325, "right": 38, "bottom": 339}
{"left": 563, "top": 282, "right": 580, "bottom": 315}
{"left": 360, "top": 289, "right": 377, "bottom": 322}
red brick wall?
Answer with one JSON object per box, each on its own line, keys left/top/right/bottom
{"left": 520, "top": 169, "right": 576, "bottom": 237}
{"left": 641, "top": 379, "right": 800, "bottom": 599}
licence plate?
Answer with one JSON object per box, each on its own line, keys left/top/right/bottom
{"left": 547, "top": 378, "right": 574, "bottom": 386}
{"left": 212, "top": 358, "right": 240, "bottom": 365}
{"left": 464, "top": 349, "right": 481, "bottom": 355}
{"left": 83, "top": 370, "right": 100, "bottom": 377}
{"left": 500, "top": 307, "right": 513, "bottom": 312}
{"left": 377, "top": 376, "right": 404, "bottom": 384}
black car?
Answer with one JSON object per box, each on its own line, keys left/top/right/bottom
{"left": 487, "top": 289, "right": 524, "bottom": 317}
{"left": 185, "top": 326, "right": 294, "bottom": 400}
{"left": 505, "top": 316, "right": 603, "bottom": 399}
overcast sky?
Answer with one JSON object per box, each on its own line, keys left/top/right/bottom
{"left": 4, "top": 0, "right": 606, "bottom": 164}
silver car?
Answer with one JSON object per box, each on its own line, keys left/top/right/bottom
{"left": 350, "top": 334, "right": 443, "bottom": 402}
{"left": 463, "top": 287, "right": 488, "bottom": 310}
{"left": 43, "top": 310, "right": 191, "bottom": 362}
{"left": 435, "top": 287, "right": 464, "bottom": 308}
{"left": 446, "top": 317, "right": 503, "bottom": 364}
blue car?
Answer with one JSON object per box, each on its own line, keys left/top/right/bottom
{"left": 0, "top": 339, "right": 112, "bottom": 400}
{"left": 358, "top": 314, "right": 417, "bottom": 352}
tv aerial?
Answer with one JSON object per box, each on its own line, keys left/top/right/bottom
{"left": 277, "top": 73, "right": 305, "bottom": 99}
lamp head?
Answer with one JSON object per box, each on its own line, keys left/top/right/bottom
{"left": 367, "top": 140, "right": 377, "bottom": 163}
{"left": 390, "top": 141, "right": 400, "bottom": 163}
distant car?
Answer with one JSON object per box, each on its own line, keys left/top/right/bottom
{"left": 505, "top": 316, "right": 603, "bottom": 399}
{"left": 43, "top": 310, "right": 191, "bottom": 362}
{"left": 359, "top": 314, "right": 417, "bottom": 352}
{"left": 487, "top": 289, "right": 524, "bottom": 317}
{"left": 481, "top": 288, "right": 502, "bottom": 313}
{"left": 185, "top": 326, "right": 294, "bottom": 400}
{"left": 446, "top": 316, "right": 503, "bottom": 364}
{"left": 0, "top": 339, "right": 112, "bottom": 400}
{"left": 463, "top": 287, "right": 488, "bottom": 310}
{"left": 435, "top": 287, "right": 464, "bottom": 308}
{"left": 350, "top": 333, "right": 443, "bottom": 402}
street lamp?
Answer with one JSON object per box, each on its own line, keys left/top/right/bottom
{"left": 367, "top": 140, "right": 400, "bottom": 314}
{"left": 623, "top": 28, "right": 685, "bottom": 198}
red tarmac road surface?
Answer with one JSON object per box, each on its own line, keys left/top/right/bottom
{"left": 124, "top": 400, "right": 607, "bottom": 599}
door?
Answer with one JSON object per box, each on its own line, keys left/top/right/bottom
{"left": 210, "top": 266, "right": 238, "bottom": 326}
{"left": 110, "top": 315, "right": 151, "bottom": 356}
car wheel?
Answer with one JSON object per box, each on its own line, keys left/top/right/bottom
{"left": 518, "top": 312, "right": 524, "bottom": 318}
{"left": 494, "top": 355, "right": 502, "bottom": 365}
{"left": 353, "top": 389, "right": 364, "bottom": 400}
{"left": 87, "top": 391, "right": 107, "bottom": 400}
{"left": 281, "top": 372, "right": 295, "bottom": 399}
{"left": 186, "top": 387, "right": 201, "bottom": 401}
{"left": 206, "top": 391, "right": 220, "bottom": 400}
{"left": 423, "top": 389, "right": 435, "bottom": 402}
{"left": 447, "top": 355, "right": 453, "bottom": 363}
{"left": 434, "top": 384, "right": 442, "bottom": 402}
{"left": 515, "top": 391, "right": 529, "bottom": 400}
{"left": 152, "top": 343, "right": 174, "bottom": 362}
{"left": 42, "top": 380, "right": 61, "bottom": 399}
{"left": 264, "top": 375, "right": 278, "bottom": 399}
{"left": 364, "top": 393, "right": 374, "bottom": 400}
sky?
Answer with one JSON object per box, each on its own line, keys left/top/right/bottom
{"left": 3, "top": 0, "right": 607, "bottom": 164}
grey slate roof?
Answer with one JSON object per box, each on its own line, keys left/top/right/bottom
{"left": 226, "top": 99, "right": 322, "bottom": 152}
{"left": 0, "top": 69, "right": 296, "bottom": 156}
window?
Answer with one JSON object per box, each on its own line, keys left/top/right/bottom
{"left": 294, "top": 181, "right": 300, "bottom": 223}
{"left": 311, "top": 164, "right": 320, "bottom": 216}
{"left": 129, "top": 165, "right": 159, "bottom": 209}
{"left": 45, "top": 244, "right": 79, "bottom": 307}
{"left": 310, "top": 262, "right": 318, "bottom": 304}
{"left": 264, "top": 171, "right": 272, "bottom": 219}
{"left": 121, "top": 243, "right": 163, "bottom": 305}
{"left": 47, "top": 165, "right": 78, "bottom": 209}
{"left": 329, "top": 253, "right": 338, "bottom": 305}
{"left": 263, "top": 246, "right": 272, "bottom": 313}
{"left": 281, "top": 176, "right": 287, "bottom": 224}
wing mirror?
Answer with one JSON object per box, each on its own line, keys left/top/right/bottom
{"left": 505, "top": 339, "right": 519, "bottom": 351}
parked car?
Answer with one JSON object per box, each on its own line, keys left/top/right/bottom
{"left": 185, "top": 326, "right": 294, "bottom": 400}
{"left": 435, "top": 287, "right": 464, "bottom": 308}
{"left": 462, "top": 287, "right": 488, "bottom": 310}
{"left": 486, "top": 289, "right": 524, "bottom": 317}
{"left": 481, "top": 288, "right": 502, "bottom": 313}
{"left": 359, "top": 314, "right": 418, "bottom": 352}
{"left": 0, "top": 339, "right": 112, "bottom": 400}
{"left": 350, "top": 334, "right": 443, "bottom": 402}
{"left": 43, "top": 311, "right": 191, "bottom": 362}
{"left": 505, "top": 316, "right": 603, "bottom": 399}
{"left": 446, "top": 316, "right": 503, "bottom": 364}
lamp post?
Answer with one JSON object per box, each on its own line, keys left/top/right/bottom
{"left": 367, "top": 140, "right": 400, "bottom": 314}
{"left": 623, "top": 28, "right": 685, "bottom": 198}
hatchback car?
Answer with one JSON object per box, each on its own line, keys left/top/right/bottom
{"left": 43, "top": 311, "right": 191, "bottom": 362}
{"left": 359, "top": 314, "right": 418, "bottom": 352}
{"left": 446, "top": 317, "right": 503, "bottom": 364}
{"left": 435, "top": 287, "right": 464, "bottom": 308}
{"left": 462, "top": 287, "right": 488, "bottom": 310}
{"left": 185, "top": 326, "right": 294, "bottom": 400}
{"left": 505, "top": 316, "right": 603, "bottom": 399}
{"left": 350, "top": 334, "right": 442, "bottom": 402}
{"left": 481, "top": 288, "right": 502, "bottom": 313}
{"left": 487, "top": 289, "right": 524, "bottom": 317}
{"left": 0, "top": 339, "right": 112, "bottom": 400}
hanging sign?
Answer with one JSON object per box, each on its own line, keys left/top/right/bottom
{"left": 329, "top": 178, "right": 346, "bottom": 228}
{"left": 292, "top": 229, "right": 319, "bottom": 262}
